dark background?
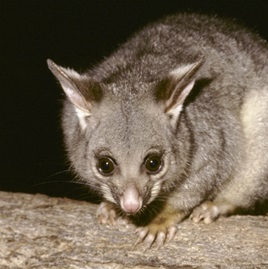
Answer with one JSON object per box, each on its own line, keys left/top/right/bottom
{"left": 1, "top": 0, "right": 268, "bottom": 200}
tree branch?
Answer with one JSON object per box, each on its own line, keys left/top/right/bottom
{"left": 0, "top": 191, "right": 267, "bottom": 269}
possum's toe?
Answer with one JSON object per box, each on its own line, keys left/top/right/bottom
{"left": 190, "top": 201, "right": 220, "bottom": 224}
{"left": 135, "top": 224, "right": 177, "bottom": 249}
{"left": 96, "top": 201, "right": 118, "bottom": 225}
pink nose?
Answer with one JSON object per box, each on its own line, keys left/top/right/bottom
{"left": 120, "top": 186, "right": 142, "bottom": 214}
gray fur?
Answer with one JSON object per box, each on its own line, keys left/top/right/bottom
{"left": 48, "top": 13, "right": 268, "bottom": 246}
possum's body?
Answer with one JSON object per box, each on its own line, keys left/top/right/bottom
{"left": 48, "top": 13, "right": 268, "bottom": 248}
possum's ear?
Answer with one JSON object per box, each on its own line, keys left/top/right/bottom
{"left": 47, "top": 59, "right": 102, "bottom": 129}
{"left": 156, "top": 59, "right": 203, "bottom": 128}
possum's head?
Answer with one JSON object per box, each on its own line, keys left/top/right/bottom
{"left": 47, "top": 59, "right": 202, "bottom": 215}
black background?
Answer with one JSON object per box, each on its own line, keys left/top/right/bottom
{"left": 1, "top": 1, "right": 268, "bottom": 200}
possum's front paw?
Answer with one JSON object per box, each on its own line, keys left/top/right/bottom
{"left": 135, "top": 222, "right": 177, "bottom": 249}
{"left": 96, "top": 201, "right": 118, "bottom": 225}
{"left": 135, "top": 207, "right": 183, "bottom": 248}
{"left": 191, "top": 200, "right": 236, "bottom": 224}
{"left": 190, "top": 201, "right": 220, "bottom": 224}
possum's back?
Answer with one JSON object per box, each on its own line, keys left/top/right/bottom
{"left": 89, "top": 13, "right": 268, "bottom": 91}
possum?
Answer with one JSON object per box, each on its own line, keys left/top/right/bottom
{"left": 47, "top": 13, "right": 268, "bottom": 248}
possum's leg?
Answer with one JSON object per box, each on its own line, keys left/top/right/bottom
{"left": 191, "top": 89, "right": 268, "bottom": 223}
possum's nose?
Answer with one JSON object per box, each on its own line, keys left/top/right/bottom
{"left": 120, "top": 186, "right": 142, "bottom": 214}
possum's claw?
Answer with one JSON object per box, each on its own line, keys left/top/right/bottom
{"left": 96, "top": 201, "right": 118, "bottom": 225}
{"left": 134, "top": 205, "right": 185, "bottom": 248}
{"left": 135, "top": 224, "right": 177, "bottom": 249}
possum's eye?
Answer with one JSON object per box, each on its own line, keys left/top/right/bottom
{"left": 144, "top": 155, "right": 163, "bottom": 174}
{"left": 97, "top": 157, "right": 115, "bottom": 176}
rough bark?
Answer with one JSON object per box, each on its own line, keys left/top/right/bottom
{"left": 0, "top": 191, "right": 267, "bottom": 269}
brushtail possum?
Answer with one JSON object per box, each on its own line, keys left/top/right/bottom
{"left": 47, "top": 13, "right": 268, "bottom": 248}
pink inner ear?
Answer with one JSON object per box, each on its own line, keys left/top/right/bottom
{"left": 166, "top": 79, "right": 195, "bottom": 114}
{"left": 163, "top": 61, "right": 203, "bottom": 128}
{"left": 63, "top": 85, "right": 91, "bottom": 112}
{"left": 48, "top": 62, "right": 92, "bottom": 113}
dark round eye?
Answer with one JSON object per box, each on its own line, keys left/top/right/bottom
{"left": 144, "top": 155, "right": 163, "bottom": 174}
{"left": 97, "top": 157, "right": 115, "bottom": 176}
